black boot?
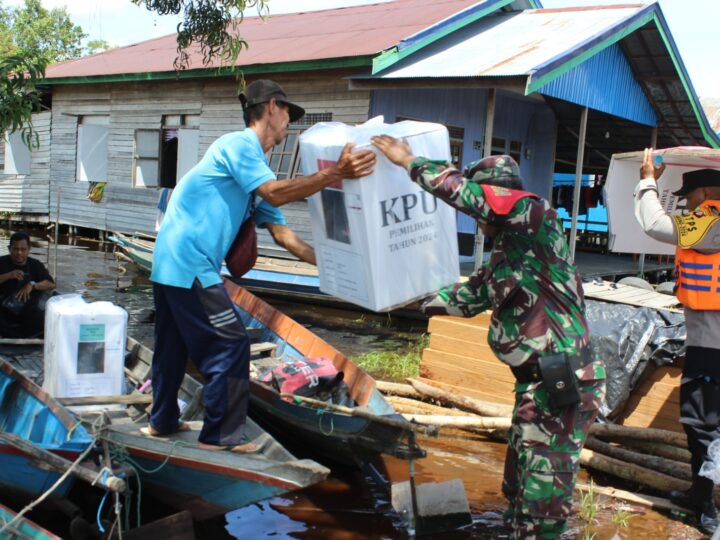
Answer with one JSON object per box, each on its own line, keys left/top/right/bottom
{"left": 697, "top": 499, "right": 719, "bottom": 536}
{"left": 669, "top": 489, "right": 698, "bottom": 512}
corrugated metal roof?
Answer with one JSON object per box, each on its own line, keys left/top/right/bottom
{"left": 372, "top": 5, "right": 645, "bottom": 79}
{"left": 45, "top": 0, "right": 488, "bottom": 80}
{"left": 538, "top": 43, "right": 657, "bottom": 125}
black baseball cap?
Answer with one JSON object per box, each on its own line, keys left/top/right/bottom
{"left": 238, "top": 79, "right": 305, "bottom": 123}
{"left": 672, "top": 168, "right": 720, "bottom": 196}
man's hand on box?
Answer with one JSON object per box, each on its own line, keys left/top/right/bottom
{"left": 371, "top": 135, "right": 414, "bottom": 169}
{"left": 336, "top": 143, "right": 376, "bottom": 180}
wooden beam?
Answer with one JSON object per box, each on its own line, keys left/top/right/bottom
{"left": 58, "top": 394, "right": 152, "bottom": 406}
{"left": 569, "top": 106, "right": 589, "bottom": 262}
{"left": 474, "top": 88, "right": 496, "bottom": 273}
{"left": 0, "top": 432, "right": 125, "bottom": 493}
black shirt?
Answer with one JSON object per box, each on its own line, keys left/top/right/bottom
{"left": 0, "top": 255, "right": 53, "bottom": 298}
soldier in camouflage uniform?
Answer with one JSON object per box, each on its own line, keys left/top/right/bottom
{"left": 371, "top": 135, "right": 606, "bottom": 539}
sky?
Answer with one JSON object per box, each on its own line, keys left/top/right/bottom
{"left": 5, "top": 0, "right": 719, "bottom": 97}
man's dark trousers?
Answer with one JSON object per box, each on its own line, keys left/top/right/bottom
{"left": 151, "top": 280, "right": 250, "bottom": 446}
{"left": 680, "top": 346, "right": 720, "bottom": 507}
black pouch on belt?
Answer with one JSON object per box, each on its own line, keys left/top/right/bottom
{"left": 538, "top": 353, "right": 581, "bottom": 408}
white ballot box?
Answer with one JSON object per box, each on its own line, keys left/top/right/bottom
{"left": 299, "top": 117, "right": 460, "bottom": 312}
{"left": 606, "top": 147, "right": 720, "bottom": 256}
{"left": 43, "top": 294, "right": 128, "bottom": 398}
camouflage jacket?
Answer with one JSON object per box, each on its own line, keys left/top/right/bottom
{"left": 410, "top": 158, "right": 590, "bottom": 367}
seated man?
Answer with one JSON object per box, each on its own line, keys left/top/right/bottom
{"left": 0, "top": 231, "right": 56, "bottom": 338}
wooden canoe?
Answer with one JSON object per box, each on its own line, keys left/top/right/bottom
{"left": 224, "top": 279, "right": 427, "bottom": 468}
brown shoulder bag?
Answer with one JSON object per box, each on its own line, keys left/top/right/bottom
{"left": 225, "top": 199, "right": 258, "bottom": 278}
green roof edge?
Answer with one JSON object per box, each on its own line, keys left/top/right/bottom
{"left": 42, "top": 56, "right": 374, "bottom": 85}
{"left": 525, "top": 11, "right": 654, "bottom": 95}
{"left": 371, "top": 0, "right": 515, "bottom": 75}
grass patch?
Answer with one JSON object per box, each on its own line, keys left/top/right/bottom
{"left": 352, "top": 334, "right": 429, "bottom": 381}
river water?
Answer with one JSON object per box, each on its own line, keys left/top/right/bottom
{"left": 0, "top": 228, "right": 705, "bottom": 539}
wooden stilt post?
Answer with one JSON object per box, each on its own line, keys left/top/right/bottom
{"left": 569, "top": 107, "right": 588, "bottom": 262}
{"left": 474, "top": 88, "right": 496, "bottom": 272}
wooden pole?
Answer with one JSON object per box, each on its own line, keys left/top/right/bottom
{"left": 611, "top": 438, "right": 691, "bottom": 464}
{"left": 0, "top": 338, "right": 43, "bottom": 346}
{"left": 279, "top": 393, "right": 439, "bottom": 437}
{"left": 58, "top": 394, "right": 153, "bottom": 406}
{"left": 579, "top": 447, "right": 690, "bottom": 494}
{"left": 474, "top": 88, "right": 496, "bottom": 273}
{"left": 575, "top": 482, "right": 688, "bottom": 514}
{"left": 375, "top": 381, "right": 420, "bottom": 399}
{"left": 569, "top": 106, "right": 588, "bottom": 262}
{"left": 589, "top": 423, "right": 687, "bottom": 448}
{"left": 584, "top": 436, "right": 691, "bottom": 481}
{"left": 386, "top": 395, "right": 469, "bottom": 416}
{"left": 53, "top": 186, "right": 60, "bottom": 279}
{"left": 408, "top": 378, "right": 513, "bottom": 418}
{"left": 401, "top": 414, "right": 511, "bottom": 430}
{"left": 0, "top": 432, "right": 125, "bottom": 493}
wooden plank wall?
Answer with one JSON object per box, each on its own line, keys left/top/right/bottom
{"left": 48, "top": 73, "right": 371, "bottom": 252}
{"left": 421, "top": 313, "right": 516, "bottom": 407}
{"left": 421, "top": 315, "right": 683, "bottom": 432}
{"left": 0, "top": 111, "right": 52, "bottom": 219}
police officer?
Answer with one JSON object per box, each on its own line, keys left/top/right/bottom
{"left": 635, "top": 148, "right": 720, "bottom": 534}
{"left": 372, "top": 135, "right": 606, "bottom": 539}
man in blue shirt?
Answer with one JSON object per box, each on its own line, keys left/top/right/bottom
{"left": 147, "top": 80, "right": 375, "bottom": 452}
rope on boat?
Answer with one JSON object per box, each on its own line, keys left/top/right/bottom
{"left": 96, "top": 470, "right": 110, "bottom": 533}
{"left": 317, "top": 408, "right": 335, "bottom": 436}
{"left": 108, "top": 439, "right": 185, "bottom": 528}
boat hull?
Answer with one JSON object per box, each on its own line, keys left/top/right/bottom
{"left": 225, "top": 280, "right": 424, "bottom": 468}
{"left": 0, "top": 358, "right": 92, "bottom": 500}
{"left": 104, "top": 422, "right": 328, "bottom": 521}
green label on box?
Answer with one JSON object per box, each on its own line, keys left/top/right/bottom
{"left": 79, "top": 324, "right": 105, "bottom": 342}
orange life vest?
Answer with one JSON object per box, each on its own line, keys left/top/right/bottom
{"left": 674, "top": 200, "right": 720, "bottom": 310}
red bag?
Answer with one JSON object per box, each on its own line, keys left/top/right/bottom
{"left": 225, "top": 217, "right": 257, "bottom": 278}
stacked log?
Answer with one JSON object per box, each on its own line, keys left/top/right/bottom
{"left": 377, "top": 377, "right": 708, "bottom": 509}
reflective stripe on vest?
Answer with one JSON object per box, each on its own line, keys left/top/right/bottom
{"left": 675, "top": 249, "right": 720, "bottom": 310}
{"left": 674, "top": 199, "right": 720, "bottom": 309}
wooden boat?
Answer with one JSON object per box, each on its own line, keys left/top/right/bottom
{"left": 109, "top": 232, "right": 425, "bottom": 319}
{"left": 0, "top": 502, "right": 62, "bottom": 540}
{"left": 0, "top": 353, "right": 93, "bottom": 501}
{"left": 223, "top": 279, "right": 428, "bottom": 468}
{"left": 1, "top": 339, "right": 330, "bottom": 522}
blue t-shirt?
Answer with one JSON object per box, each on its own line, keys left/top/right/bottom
{"left": 151, "top": 128, "right": 285, "bottom": 288}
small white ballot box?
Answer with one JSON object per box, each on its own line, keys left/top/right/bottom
{"left": 43, "top": 294, "right": 127, "bottom": 398}
{"left": 606, "top": 147, "right": 720, "bottom": 256}
{"left": 299, "top": 117, "right": 460, "bottom": 312}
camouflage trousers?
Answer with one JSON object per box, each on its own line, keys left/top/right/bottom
{"left": 502, "top": 359, "right": 606, "bottom": 539}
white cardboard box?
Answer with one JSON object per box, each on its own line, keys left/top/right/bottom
{"left": 299, "top": 118, "right": 460, "bottom": 312}
{"left": 606, "top": 147, "right": 720, "bottom": 256}
{"left": 43, "top": 294, "right": 128, "bottom": 398}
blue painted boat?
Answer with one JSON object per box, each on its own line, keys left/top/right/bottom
{"left": 224, "top": 280, "right": 428, "bottom": 469}
{"left": 0, "top": 502, "right": 62, "bottom": 539}
{"left": 116, "top": 338, "right": 330, "bottom": 521}
{"left": 0, "top": 357, "right": 92, "bottom": 501}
